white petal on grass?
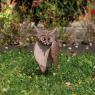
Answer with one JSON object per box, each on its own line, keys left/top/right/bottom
{"left": 75, "top": 45, "right": 78, "bottom": 48}
{"left": 5, "top": 46, "right": 8, "bottom": 49}
{"left": 65, "top": 82, "right": 74, "bottom": 89}
{"left": 67, "top": 58, "right": 70, "bottom": 62}
{"left": 63, "top": 44, "right": 66, "bottom": 47}
{"left": 68, "top": 47, "right": 72, "bottom": 50}
{"left": 85, "top": 46, "right": 89, "bottom": 50}
{"left": 65, "top": 82, "right": 72, "bottom": 86}
{"left": 89, "top": 43, "right": 93, "bottom": 46}
{"left": 93, "top": 66, "right": 95, "bottom": 69}
{"left": 30, "top": 51, "right": 32, "bottom": 53}
{"left": 2, "top": 88, "right": 8, "bottom": 92}
{"left": 53, "top": 73, "right": 56, "bottom": 76}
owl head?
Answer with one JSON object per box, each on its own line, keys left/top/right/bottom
{"left": 33, "top": 25, "right": 58, "bottom": 45}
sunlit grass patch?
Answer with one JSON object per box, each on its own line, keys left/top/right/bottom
{"left": 0, "top": 49, "right": 95, "bottom": 95}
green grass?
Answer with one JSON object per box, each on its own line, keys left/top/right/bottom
{"left": 0, "top": 49, "right": 95, "bottom": 95}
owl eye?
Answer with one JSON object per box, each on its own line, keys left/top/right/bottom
{"left": 41, "top": 37, "right": 46, "bottom": 42}
{"left": 48, "top": 38, "right": 50, "bottom": 41}
{"left": 43, "top": 37, "right": 46, "bottom": 41}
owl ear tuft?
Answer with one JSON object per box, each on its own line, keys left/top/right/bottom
{"left": 50, "top": 27, "right": 59, "bottom": 36}
{"left": 32, "top": 23, "right": 41, "bottom": 33}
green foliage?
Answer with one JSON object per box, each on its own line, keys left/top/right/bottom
{"left": 33, "top": 1, "right": 61, "bottom": 27}
{"left": 33, "top": 0, "right": 87, "bottom": 27}
{"left": 0, "top": 5, "right": 21, "bottom": 45}
{"left": 0, "top": 50, "right": 95, "bottom": 95}
{"left": 0, "top": 0, "right": 92, "bottom": 45}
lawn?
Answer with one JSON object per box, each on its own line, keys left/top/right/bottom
{"left": 0, "top": 49, "right": 95, "bottom": 95}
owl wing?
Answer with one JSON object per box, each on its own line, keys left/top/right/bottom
{"left": 51, "top": 41, "right": 59, "bottom": 65}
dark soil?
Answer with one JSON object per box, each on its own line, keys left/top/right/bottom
{"left": 0, "top": 43, "right": 95, "bottom": 54}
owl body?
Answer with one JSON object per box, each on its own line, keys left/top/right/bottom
{"left": 34, "top": 41, "right": 52, "bottom": 73}
{"left": 33, "top": 26, "right": 59, "bottom": 73}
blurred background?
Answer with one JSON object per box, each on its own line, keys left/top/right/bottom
{"left": 0, "top": 0, "right": 95, "bottom": 46}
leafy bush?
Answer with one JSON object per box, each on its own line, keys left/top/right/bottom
{"left": 0, "top": 8, "right": 19, "bottom": 45}
{"left": 0, "top": 0, "right": 95, "bottom": 45}
{"left": 32, "top": 0, "right": 87, "bottom": 27}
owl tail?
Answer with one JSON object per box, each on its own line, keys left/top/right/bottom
{"left": 39, "top": 65, "right": 48, "bottom": 74}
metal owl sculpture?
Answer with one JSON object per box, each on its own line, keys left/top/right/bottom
{"left": 33, "top": 25, "right": 59, "bottom": 74}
